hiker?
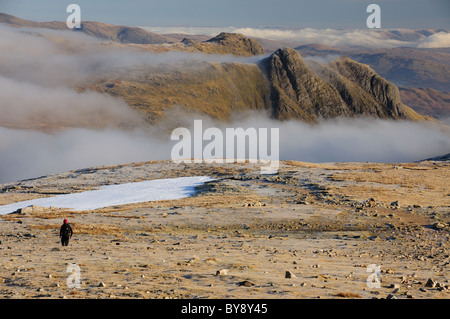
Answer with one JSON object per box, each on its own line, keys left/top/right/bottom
{"left": 60, "top": 219, "right": 73, "bottom": 246}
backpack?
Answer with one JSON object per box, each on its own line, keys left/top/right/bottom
{"left": 61, "top": 223, "right": 72, "bottom": 236}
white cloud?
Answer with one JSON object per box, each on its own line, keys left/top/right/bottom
{"left": 417, "top": 31, "right": 450, "bottom": 48}
{"left": 0, "top": 76, "right": 145, "bottom": 129}
{"left": 1, "top": 24, "right": 449, "bottom": 184}
{"left": 143, "top": 26, "right": 450, "bottom": 48}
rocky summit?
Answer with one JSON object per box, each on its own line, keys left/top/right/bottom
{"left": 205, "top": 32, "right": 266, "bottom": 57}
{"left": 260, "top": 48, "right": 427, "bottom": 123}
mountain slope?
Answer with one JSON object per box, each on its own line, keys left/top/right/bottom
{"left": 84, "top": 48, "right": 427, "bottom": 125}
{"left": 258, "top": 48, "right": 427, "bottom": 123}
{"left": 0, "top": 12, "right": 174, "bottom": 44}
{"left": 86, "top": 62, "right": 270, "bottom": 123}
{"left": 259, "top": 48, "right": 349, "bottom": 122}
{"left": 399, "top": 87, "right": 450, "bottom": 119}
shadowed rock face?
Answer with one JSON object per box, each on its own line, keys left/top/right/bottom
{"left": 259, "top": 48, "right": 426, "bottom": 122}
{"left": 260, "top": 48, "right": 349, "bottom": 122}
{"left": 329, "top": 56, "right": 408, "bottom": 118}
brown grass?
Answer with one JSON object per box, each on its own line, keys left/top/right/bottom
{"left": 29, "top": 223, "right": 122, "bottom": 235}
{"left": 85, "top": 62, "right": 269, "bottom": 123}
{"left": 334, "top": 292, "right": 362, "bottom": 298}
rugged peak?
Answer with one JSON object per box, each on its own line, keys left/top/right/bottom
{"left": 260, "top": 47, "right": 349, "bottom": 122}
{"left": 205, "top": 32, "right": 265, "bottom": 56}
{"left": 328, "top": 56, "right": 421, "bottom": 119}
{"left": 259, "top": 48, "right": 426, "bottom": 122}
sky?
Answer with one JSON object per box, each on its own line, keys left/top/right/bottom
{"left": 0, "top": 0, "right": 449, "bottom": 29}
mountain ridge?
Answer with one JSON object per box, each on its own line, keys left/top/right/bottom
{"left": 0, "top": 13, "right": 435, "bottom": 128}
{"left": 0, "top": 12, "right": 174, "bottom": 44}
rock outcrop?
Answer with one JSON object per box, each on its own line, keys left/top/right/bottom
{"left": 205, "top": 32, "right": 266, "bottom": 56}
{"left": 259, "top": 48, "right": 349, "bottom": 122}
{"left": 259, "top": 48, "right": 427, "bottom": 122}
{"left": 329, "top": 56, "right": 410, "bottom": 119}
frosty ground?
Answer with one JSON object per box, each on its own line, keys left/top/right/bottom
{"left": 0, "top": 160, "right": 448, "bottom": 299}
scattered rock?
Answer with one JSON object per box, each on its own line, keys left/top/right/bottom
{"left": 215, "top": 269, "right": 228, "bottom": 276}
{"left": 98, "top": 282, "right": 106, "bottom": 287}
{"left": 243, "top": 202, "right": 265, "bottom": 207}
{"left": 17, "top": 205, "right": 46, "bottom": 215}
{"left": 285, "top": 271, "right": 296, "bottom": 278}
{"left": 432, "top": 222, "right": 446, "bottom": 231}
{"left": 365, "top": 198, "right": 377, "bottom": 207}
{"left": 388, "top": 284, "right": 400, "bottom": 289}
{"left": 238, "top": 280, "right": 255, "bottom": 287}
{"left": 425, "top": 278, "right": 436, "bottom": 288}
{"left": 390, "top": 201, "right": 399, "bottom": 208}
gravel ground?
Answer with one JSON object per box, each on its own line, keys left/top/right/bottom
{"left": 0, "top": 160, "right": 448, "bottom": 299}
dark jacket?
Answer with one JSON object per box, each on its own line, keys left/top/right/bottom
{"left": 60, "top": 223, "right": 73, "bottom": 237}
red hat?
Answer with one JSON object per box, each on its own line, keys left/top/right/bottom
{"left": 64, "top": 219, "right": 68, "bottom": 224}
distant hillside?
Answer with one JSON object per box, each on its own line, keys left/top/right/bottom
{"left": 350, "top": 48, "right": 450, "bottom": 92}
{"left": 296, "top": 44, "right": 450, "bottom": 118}
{"left": 296, "top": 44, "right": 450, "bottom": 93}
{"left": 0, "top": 13, "right": 266, "bottom": 57}
{"left": 399, "top": 87, "right": 450, "bottom": 119}
{"left": 0, "top": 12, "right": 174, "bottom": 44}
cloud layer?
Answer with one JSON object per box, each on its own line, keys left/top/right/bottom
{"left": 1, "top": 115, "right": 449, "bottom": 184}
{"left": 143, "top": 26, "right": 450, "bottom": 49}
{"left": 0, "top": 25, "right": 449, "bottom": 184}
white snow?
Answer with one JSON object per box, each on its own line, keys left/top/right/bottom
{"left": 0, "top": 176, "right": 214, "bottom": 215}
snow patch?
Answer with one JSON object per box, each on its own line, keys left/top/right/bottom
{"left": 0, "top": 176, "right": 214, "bottom": 215}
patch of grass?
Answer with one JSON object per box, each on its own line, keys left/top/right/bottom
{"left": 334, "top": 292, "right": 362, "bottom": 298}
{"left": 29, "top": 223, "right": 123, "bottom": 236}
